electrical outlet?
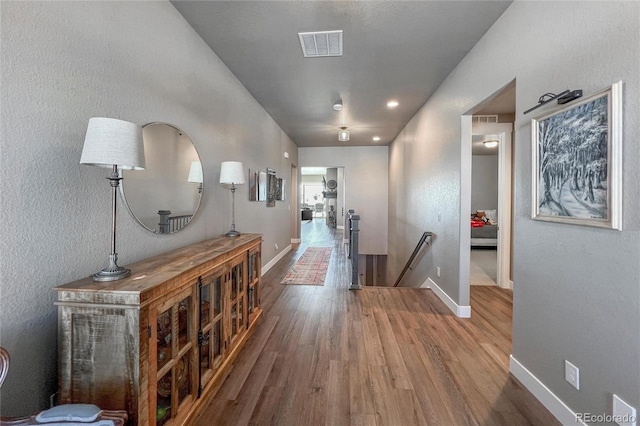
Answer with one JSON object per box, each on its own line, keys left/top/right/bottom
{"left": 436, "top": 267, "right": 441, "bottom": 278}
{"left": 274, "top": 243, "right": 279, "bottom": 251}
{"left": 565, "top": 360, "right": 580, "bottom": 390}
{"left": 613, "top": 394, "right": 637, "bottom": 426}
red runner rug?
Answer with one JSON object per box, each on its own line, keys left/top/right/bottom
{"left": 281, "top": 247, "right": 332, "bottom": 285}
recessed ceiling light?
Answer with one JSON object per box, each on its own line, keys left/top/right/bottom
{"left": 484, "top": 140, "right": 499, "bottom": 148}
{"left": 372, "top": 136, "right": 381, "bottom": 141}
{"left": 387, "top": 100, "right": 399, "bottom": 108}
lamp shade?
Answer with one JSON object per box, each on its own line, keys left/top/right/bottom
{"left": 80, "top": 117, "right": 145, "bottom": 170}
{"left": 188, "top": 161, "right": 203, "bottom": 183}
{"left": 219, "top": 161, "right": 245, "bottom": 185}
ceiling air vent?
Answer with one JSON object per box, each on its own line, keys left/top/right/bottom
{"left": 298, "top": 30, "right": 343, "bottom": 58}
{"left": 472, "top": 115, "right": 499, "bottom": 123}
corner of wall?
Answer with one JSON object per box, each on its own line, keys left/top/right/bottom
{"left": 423, "top": 278, "right": 471, "bottom": 318}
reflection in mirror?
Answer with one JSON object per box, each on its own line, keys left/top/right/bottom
{"left": 121, "top": 123, "right": 202, "bottom": 234}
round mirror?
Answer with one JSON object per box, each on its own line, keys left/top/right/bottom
{"left": 121, "top": 123, "right": 203, "bottom": 234}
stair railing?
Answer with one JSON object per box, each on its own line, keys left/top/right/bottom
{"left": 393, "top": 232, "right": 432, "bottom": 287}
{"left": 348, "top": 210, "right": 362, "bottom": 290}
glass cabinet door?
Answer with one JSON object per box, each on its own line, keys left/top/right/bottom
{"left": 247, "top": 247, "right": 261, "bottom": 323}
{"left": 228, "top": 257, "right": 247, "bottom": 347}
{"left": 154, "top": 287, "right": 196, "bottom": 426}
{"left": 198, "top": 269, "right": 225, "bottom": 389}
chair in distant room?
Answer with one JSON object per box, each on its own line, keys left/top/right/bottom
{"left": 0, "top": 346, "right": 128, "bottom": 426}
{"left": 315, "top": 202, "right": 324, "bottom": 217}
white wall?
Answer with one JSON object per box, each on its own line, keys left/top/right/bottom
{"left": 299, "top": 147, "right": 388, "bottom": 255}
{"left": 389, "top": 0, "right": 639, "bottom": 419}
{"left": 0, "top": 1, "right": 297, "bottom": 415}
{"left": 471, "top": 155, "right": 498, "bottom": 214}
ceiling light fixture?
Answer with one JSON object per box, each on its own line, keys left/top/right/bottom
{"left": 484, "top": 140, "right": 499, "bottom": 148}
{"left": 387, "top": 100, "right": 399, "bottom": 108}
{"left": 333, "top": 101, "right": 343, "bottom": 111}
{"left": 372, "top": 136, "right": 381, "bottom": 141}
{"left": 338, "top": 126, "right": 349, "bottom": 142}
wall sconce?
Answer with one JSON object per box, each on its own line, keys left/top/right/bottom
{"left": 187, "top": 161, "right": 203, "bottom": 193}
{"left": 220, "top": 161, "right": 245, "bottom": 237}
{"left": 80, "top": 117, "right": 145, "bottom": 281}
{"left": 523, "top": 89, "right": 583, "bottom": 115}
{"left": 338, "top": 126, "right": 349, "bottom": 142}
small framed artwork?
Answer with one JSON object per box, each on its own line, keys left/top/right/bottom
{"left": 248, "top": 169, "right": 257, "bottom": 201}
{"left": 531, "top": 81, "right": 622, "bottom": 230}
{"left": 258, "top": 171, "right": 267, "bottom": 201}
{"left": 277, "top": 178, "right": 286, "bottom": 201}
{"left": 266, "top": 168, "right": 276, "bottom": 207}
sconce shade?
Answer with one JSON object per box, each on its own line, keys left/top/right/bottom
{"left": 188, "top": 161, "right": 203, "bottom": 183}
{"left": 80, "top": 117, "right": 145, "bottom": 170}
{"left": 220, "top": 161, "right": 246, "bottom": 185}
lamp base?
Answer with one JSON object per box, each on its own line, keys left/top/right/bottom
{"left": 225, "top": 230, "right": 241, "bottom": 237}
{"left": 92, "top": 253, "right": 131, "bottom": 282}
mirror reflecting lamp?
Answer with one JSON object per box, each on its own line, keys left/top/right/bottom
{"left": 220, "top": 161, "right": 245, "bottom": 237}
{"left": 121, "top": 123, "right": 201, "bottom": 234}
{"left": 188, "top": 161, "right": 203, "bottom": 193}
{"left": 80, "top": 117, "right": 145, "bottom": 281}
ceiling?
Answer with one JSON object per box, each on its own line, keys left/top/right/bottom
{"left": 171, "top": 1, "right": 513, "bottom": 147}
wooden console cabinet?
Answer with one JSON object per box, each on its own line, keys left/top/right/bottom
{"left": 55, "top": 234, "right": 262, "bottom": 426}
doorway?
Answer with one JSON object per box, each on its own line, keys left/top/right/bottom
{"left": 300, "top": 166, "right": 346, "bottom": 242}
{"left": 462, "top": 81, "right": 515, "bottom": 294}
{"left": 471, "top": 123, "right": 512, "bottom": 289}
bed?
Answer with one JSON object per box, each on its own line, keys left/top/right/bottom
{"left": 471, "top": 223, "right": 498, "bottom": 247}
{"left": 471, "top": 209, "right": 498, "bottom": 247}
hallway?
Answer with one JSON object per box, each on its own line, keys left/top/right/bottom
{"left": 195, "top": 223, "right": 558, "bottom": 425}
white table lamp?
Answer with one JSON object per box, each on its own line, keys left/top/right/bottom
{"left": 80, "top": 117, "right": 145, "bottom": 281}
{"left": 220, "top": 161, "right": 245, "bottom": 237}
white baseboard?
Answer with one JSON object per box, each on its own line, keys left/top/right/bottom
{"left": 509, "top": 279, "right": 514, "bottom": 290}
{"left": 509, "top": 355, "right": 583, "bottom": 425}
{"left": 423, "top": 278, "right": 471, "bottom": 318}
{"left": 291, "top": 238, "right": 301, "bottom": 243}
{"left": 262, "top": 244, "right": 292, "bottom": 276}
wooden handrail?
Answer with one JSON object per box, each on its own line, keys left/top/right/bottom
{"left": 393, "top": 232, "right": 432, "bottom": 287}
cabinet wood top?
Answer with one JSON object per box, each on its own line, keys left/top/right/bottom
{"left": 56, "top": 234, "right": 262, "bottom": 296}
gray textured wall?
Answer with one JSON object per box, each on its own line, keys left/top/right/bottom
{"left": 471, "top": 155, "right": 498, "bottom": 214}
{"left": 0, "top": 1, "right": 297, "bottom": 415}
{"left": 389, "top": 0, "right": 639, "bottom": 416}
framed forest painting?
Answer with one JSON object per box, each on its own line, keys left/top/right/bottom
{"left": 532, "top": 81, "right": 622, "bottom": 230}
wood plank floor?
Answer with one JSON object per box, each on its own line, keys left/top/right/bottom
{"left": 195, "top": 219, "right": 559, "bottom": 426}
